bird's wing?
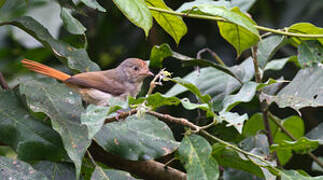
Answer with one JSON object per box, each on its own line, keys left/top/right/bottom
{"left": 65, "top": 71, "right": 126, "bottom": 96}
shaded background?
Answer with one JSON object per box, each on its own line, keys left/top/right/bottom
{"left": 0, "top": 0, "right": 323, "bottom": 177}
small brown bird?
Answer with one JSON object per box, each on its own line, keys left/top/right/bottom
{"left": 21, "top": 58, "right": 153, "bottom": 106}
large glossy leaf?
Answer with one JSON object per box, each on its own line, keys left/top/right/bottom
{"left": 0, "top": 90, "right": 66, "bottom": 161}
{"left": 60, "top": 7, "right": 86, "bottom": 35}
{"left": 271, "top": 137, "right": 319, "bottom": 154}
{"left": 306, "top": 122, "right": 323, "bottom": 144}
{"left": 33, "top": 161, "right": 77, "bottom": 180}
{"left": 91, "top": 166, "right": 137, "bottom": 180}
{"left": 80, "top": 0, "right": 106, "bottom": 12}
{"left": 177, "top": 135, "right": 219, "bottom": 180}
{"left": 112, "top": 0, "right": 152, "bottom": 36}
{"left": 145, "top": 0, "right": 187, "bottom": 44}
{"left": 260, "top": 65, "right": 323, "bottom": 114}
{"left": 0, "top": 156, "right": 48, "bottom": 179}
{"left": 288, "top": 23, "right": 323, "bottom": 46}
{"left": 95, "top": 114, "right": 179, "bottom": 161}
{"left": 0, "top": 16, "right": 100, "bottom": 72}
{"left": 297, "top": 41, "right": 323, "bottom": 68}
{"left": 19, "top": 78, "right": 91, "bottom": 179}
{"left": 281, "top": 170, "right": 323, "bottom": 180}
{"left": 257, "top": 35, "right": 287, "bottom": 68}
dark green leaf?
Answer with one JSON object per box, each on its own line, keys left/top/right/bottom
{"left": 264, "top": 56, "right": 298, "bottom": 71}
{"left": 0, "top": 16, "right": 100, "bottom": 72}
{"left": 223, "top": 168, "right": 262, "bottom": 180}
{"left": 298, "top": 41, "right": 323, "bottom": 68}
{"left": 95, "top": 114, "right": 179, "bottom": 160}
{"left": 145, "top": 0, "right": 187, "bottom": 44}
{"left": 288, "top": 23, "right": 323, "bottom": 46}
{"left": 271, "top": 137, "right": 319, "bottom": 154}
{"left": 112, "top": 0, "right": 152, "bottom": 36}
{"left": 257, "top": 35, "right": 287, "bottom": 68}
{"left": 80, "top": 0, "right": 106, "bottom": 12}
{"left": 91, "top": 166, "right": 137, "bottom": 180}
{"left": 219, "top": 111, "right": 248, "bottom": 134}
{"left": 33, "top": 161, "right": 77, "bottom": 180}
{"left": 281, "top": 169, "right": 323, "bottom": 180}
{"left": 0, "top": 90, "right": 66, "bottom": 161}
{"left": 19, "top": 78, "right": 91, "bottom": 180}
{"left": 260, "top": 65, "right": 323, "bottom": 114}
{"left": 178, "top": 135, "right": 219, "bottom": 180}
{"left": 306, "top": 122, "right": 323, "bottom": 145}
{"left": 60, "top": 7, "right": 86, "bottom": 35}
{"left": 0, "top": 156, "right": 48, "bottom": 179}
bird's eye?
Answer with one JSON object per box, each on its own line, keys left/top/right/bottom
{"left": 133, "top": 66, "right": 139, "bottom": 71}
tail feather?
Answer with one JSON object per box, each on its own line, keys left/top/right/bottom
{"left": 21, "top": 59, "right": 71, "bottom": 81}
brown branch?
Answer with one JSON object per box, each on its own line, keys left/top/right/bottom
{"left": 0, "top": 72, "right": 9, "bottom": 90}
{"left": 89, "top": 142, "right": 186, "bottom": 180}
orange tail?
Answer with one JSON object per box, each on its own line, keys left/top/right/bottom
{"left": 21, "top": 59, "right": 71, "bottom": 81}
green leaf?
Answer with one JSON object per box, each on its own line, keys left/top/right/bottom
{"left": 91, "top": 166, "right": 137, "bottom": 180}
{"left": 60, "top": 7, "right": 86, "bottom": 35}
{"left": 212, "top": 143, "right": 264, "bottom": 178}
{"left": 272, "top": 137, "right": 319, "bottom": 154}
{"left": 219, "top": 111, "right": 248, "bottom": 134}
{"left": 264, "top": 56, "right": 298, "bottom": 71}
{"left": 81, "top": 99, "right": 128, "bottom": 139}
{"left": 260, "top": 65, "right": 323, "bottom": 114}
{"left": 0, "top": 156, "right": 48, "bottom": 179}
{"left": 230, "top": 0, "right": 256, "bottom": 12}
{"left": 112, "top": 0, "right": 152, "bottom": 36}
{"left": 129, "top": 92, "right": 180, "bottom": 109}
{"left": 0, "top": 0, "right": 6, "bottom": 9}
{"left": 281, "top": 169, "right": 323, "bottom": 180}
{"left": 95, "top": 114, "right": 179, "bottom": 160}
{"left": 221, "top": 81, "right": 258, "bottom": 112}
{"left": 298, "top": 41, "right": 323, "bottom": 68}
{"left": 0, "top": 90, "right": 66, "bottom": 161}
{"left": 19, "top": 78, "right": 91, "bottom": 180}
{"left": 0, "top": 16, "right": 100, "bottom": 72}
{"left": 288, "top": 23, "right": 323, "bottom": 46}
{"left": 145, "top": 0, "right": 187, "bottom": 44}
{"left": 33, "top": 161, "right": 77, "bottom": 180}
{"left": 149, "top": 43, "right": 173, "bottom": 68}
{"left": 177, "top": 135, "right": 219, "bottom": 180}
{"left": 80, "top": 0, "right": 106, "bottom": 12}
{"left": 257, "top": 35, "right": 287, "bottom": 68}
{"left": 306, "top": 122, "right": 323, "bottom": 145}
{"left": 242, "top": 113, "right": 278, "bottom": 137}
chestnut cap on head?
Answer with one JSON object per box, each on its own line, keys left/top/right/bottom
{"left": 117, "top": 58, "right": 153, "bottom": 82}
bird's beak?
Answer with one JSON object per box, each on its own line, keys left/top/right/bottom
{"left": 140, "top": 70, "right": 154, "bottom": 76}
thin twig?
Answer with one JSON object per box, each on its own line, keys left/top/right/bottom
{"left": 196, "top": 48, "right": 226, "bottom": 66}
{"left": 164, "top": 157, "right": 177, "bottom": 168}
{"left": 0, "top": 72, "right": 9, "bottom": 90}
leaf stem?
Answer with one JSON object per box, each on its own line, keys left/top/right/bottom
{"left": 148, "top": 7, "right": 323, "bottom": 38}
{"left": 0, "top": 72, "right": 9, "bottom": 90}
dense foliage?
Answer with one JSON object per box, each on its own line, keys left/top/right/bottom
{"left": 0, "top": 0, "right": 323, "bottom": 179}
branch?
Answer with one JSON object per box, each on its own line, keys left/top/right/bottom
{"left": 0, "top": 72, "right": 9, "bottom": 90}
{"left": 89, "top": 142, "right": 186, "bottom": 180}
{"left": 148, "top": 7, "right": 323, "bottom": 38}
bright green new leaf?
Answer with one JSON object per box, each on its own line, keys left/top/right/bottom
{"left": 80, "top": 0, "right": 106, "bottom": 12}
{"left": 33, "top": 161, "right": 77, "bottom": 180}
{"left": 178, "top": 135, "right": 219, "bottom": 180}
{"left": 95, "top": 114, "right": 179, "bottom": 160}
{"left": 298, "top": 40, "right": 323, "bottom": 68}
{"left": 91, "top": 166, "right": 137, "bottom": 180}
{"left": 112, "top": 0, "right": 152, "bottom": 36}
{"left": 60, "top": 7, "right": 86, "bottom": 35}
{"left": 271, "top": 137, "right": 319, "bottom": 154}
{"left": 242, "top": 113, "right": 278, "bottom": 137}
{"left": 20, "top": 78, "right": 91, "bottom": 180}
{"left": 288, "top": 23, "right": 323, "bottom": 46}
{"left": 145, "top": 0, "right": 187, "bottom": 44}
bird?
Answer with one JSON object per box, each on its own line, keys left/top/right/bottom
{"left": 21, "top": 58, "right": 153, "bottom": 106}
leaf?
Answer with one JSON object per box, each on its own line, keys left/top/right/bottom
{"left": 145, "top": 0, "right": 187, "bottom": 44}
{"left": 223, "top": 169, "right": 262, "bottom": 180}
{"left": 81, "top": 98, "right": 128, "bottom": 139}
{"left": 112, "top": 0, "right": 152, "bottom": 36}
{"left": 312, "top": 157, "right": 323, "bottom": 173}
{"left": 149, "top": 43, "right": 173, "bottom": 68}
{"left": 129, "top": 92, "right": 181, "bottom": 109}
{"left": 281, "top": 170, "right": 323, "bottom": 180}
{"left": 0, "top": 16, "right": 100, "bottom": 72}
{"left": 306, "top": 122, "right": 323, "bottom": 145}
{"left": 0, "top": 156, "right": 48, "bottom": 179}
{"left": 298, "top": 41, "right": 323, "bottom": 68}
{"left": 60, "top": 7, "right": 86, "bottom": 35}
{"left": 230, "top": 0, "right": 256, "bottom": 12}
{"left": 95, "top": 114, "right": 179, "bottom": 160}
{"left": 288, "top": 23, "right": 323, "bottom": 46}
{"left": 212, "top": 143, "right": 264, "bottom": 178}
{"left": 271, "top": 137, "right": 319, "bottom": 154}
{"left": 33, "top": 161, "right": 77, "bottom": 180}
{"left": 19, "top": 78, "right": 91, "bottom": 180}
{"left": 177, "top": 135, "right": 219, "bottom": 180}
{"left": 257, "top": 35, "right": 287, "bottom": 68}
{"left": 0, "top": 0, "right": 6, "bottom": 9}
{"left": 0, "top": 90, "right": 66, "bottom": 161}
{"left": 264, "top": 56, "right": 298, "bottom": 71}
{"left": 91, "top": 166, "right": 137, "bottom": 180}
{"left": 176, "top": 0, "right": 230, "bottom": 13}
{"left": 260, "top": 64, "right": 323, "bottom": 114}
{"left": 221, "top": 81, "right": 258, "bottom": 112}
{"left": 242, "top": 113, "right": 278, "bottom": 137}
{"left": 219, "top": 111, "right": 248, "bottom": 134}
{"left": 80, "top": 0, "right": 106, "bottom": 12}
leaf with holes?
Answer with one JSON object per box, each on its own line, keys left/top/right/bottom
{"left": 95, "top": 114, "right": 179, "bottom": 160}
{"left": 298, "top": 41, "right": 323, "bottom": 68}
{"left": 177, "top": 134, "right": 219, "bottom": 180}
{"left": 19, "top": 78, "right": 91, "bottom": 180}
